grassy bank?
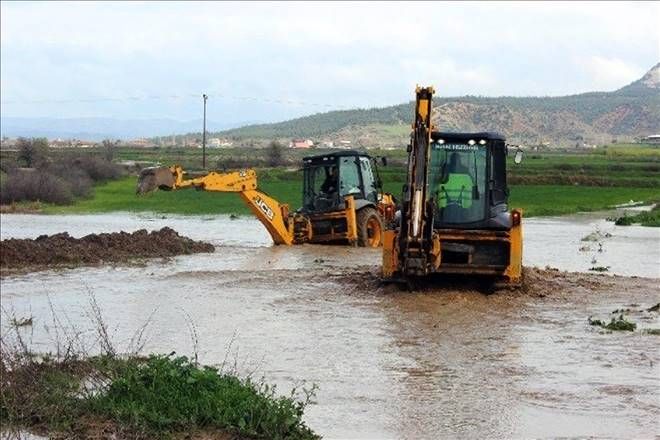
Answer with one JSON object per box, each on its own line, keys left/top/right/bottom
{"left": 0, "top": 353, "right": 318, "bottom": 439}
{"left": 3, "top": 144, "right": 659, "bottom": 218}
{"left": 41, "top": 174, "right": 660, "bottom": 218}
{"left": 609, "top": 205, "right": 660, "bottom": 227}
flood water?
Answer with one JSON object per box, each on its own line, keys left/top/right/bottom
{"left": 1, "top": 212, "right": 659, "bottom": 438}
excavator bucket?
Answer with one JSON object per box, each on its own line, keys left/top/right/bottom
{"left": 136, "top": 167, "right": 176, "bottom": 194}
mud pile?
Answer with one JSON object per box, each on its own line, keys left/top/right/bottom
{"left": 1, "top": 227, "right": 214, "bottom": 271}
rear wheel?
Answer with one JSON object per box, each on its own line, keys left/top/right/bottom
{"left": 356, "top": 207, "right": 383, "bottom": 247}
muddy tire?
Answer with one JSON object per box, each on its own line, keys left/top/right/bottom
{"left": 356, "top": 207, "right": 383, "bottom": 247}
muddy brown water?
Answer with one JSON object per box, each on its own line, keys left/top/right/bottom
{"left": 1, "top": 213, "right": 659, "bottom": 439}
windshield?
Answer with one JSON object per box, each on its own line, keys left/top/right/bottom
{"left": 429, "top": 142, "right": 487, "bottom": 224}
{"left": 303, "top": 164, "right": 339, "bottom": 212}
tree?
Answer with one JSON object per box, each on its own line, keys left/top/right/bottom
{"left": 102, "top": 139, "right": 118, "bottom": 162}
{"left": 266, "top": 140, "right": 285, "bottom": 167}
{"left": 16, "top": 137, "right": 48, "bottom": 168}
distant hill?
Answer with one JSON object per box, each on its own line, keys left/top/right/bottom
{"left": 217, "top": 62, "right": 660, "bottom": 147}
{"left": 3, "top": 63, "right": 657, "bottom": 146}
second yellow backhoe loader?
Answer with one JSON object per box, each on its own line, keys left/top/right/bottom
{"left": 382, "top": 86, "right": 523, "bottom": 284}
{"left": 137, "top": 151, "right": 396, "bottom": 247}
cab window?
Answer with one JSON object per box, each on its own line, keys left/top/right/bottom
{"left": 359, "top": 157, "right": 377, "bottom": 202}
{"left": 339, "top": 157, "right": 362, "bottom": 198}
{"left": 429, "top": 142, "right": 487, "bottom": 224}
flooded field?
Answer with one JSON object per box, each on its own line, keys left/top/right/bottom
{"left": 1, "top": 212, "right": 659, "bottom": 438}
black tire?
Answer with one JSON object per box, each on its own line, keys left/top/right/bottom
{"left": 356, "top": 207, "right": 383, "bottom": 247}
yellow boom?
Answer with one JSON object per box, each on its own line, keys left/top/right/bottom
{"left": 140, "top": 165, "right": 297, "bottom": 245}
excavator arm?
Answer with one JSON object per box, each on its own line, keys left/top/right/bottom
{"left": 137, "top": 165, "right": 296, "bottom": 245}
{"left": 398, "top": 86, "right": 439, "bottom": 275}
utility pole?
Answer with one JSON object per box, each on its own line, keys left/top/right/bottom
{"left": 202, "top": 93, "right": 208, "bottom": 169}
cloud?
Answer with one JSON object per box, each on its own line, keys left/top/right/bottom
{"left": 1, "top": 1, "right": 658, "bottom": 120}
{"left": 579, "top": 56, "right": 646, "bottom": 91}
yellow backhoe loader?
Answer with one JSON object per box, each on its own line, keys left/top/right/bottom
{"left": 382, "top": 86, "right": 523, "bottom": 284}
{"left": 138, "top": 151, "right": 396, "bottom": 247}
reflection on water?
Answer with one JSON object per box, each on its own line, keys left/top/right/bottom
{"left": 1, "top": 212, "right": 659, "bottom": 438}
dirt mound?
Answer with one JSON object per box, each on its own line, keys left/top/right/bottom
{"left": 1, "top": 227, "right": 214, "bottom": 271}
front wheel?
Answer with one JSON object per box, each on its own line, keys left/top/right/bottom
{"left": 356, "top": 207, "right": 383, "bottom": 247}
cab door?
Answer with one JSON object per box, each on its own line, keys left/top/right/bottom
{"left": 338, "top": 156, "right": 363, "bottom": 199}
{"left": 359, "top": 156, "right": 378, "bottom": 203}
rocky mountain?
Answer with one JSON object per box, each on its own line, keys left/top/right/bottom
{"left": 218, "top": 63, "right": 660, "bottom": 147}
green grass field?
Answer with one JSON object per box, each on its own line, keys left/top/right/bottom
{"left": 43, "top": 174, "right": 660, "bottom": 218}
{"left": 44, "top": 176, "right": 302, "bottom": 215}
{"left": 4, "top": 143, "right": 659, "bottom": 218}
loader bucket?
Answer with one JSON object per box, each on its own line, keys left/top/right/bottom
{"left": 136, "top": 167, "right": 176, "bottom": 194}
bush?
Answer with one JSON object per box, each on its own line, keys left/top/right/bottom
{"left": 612, "top": 206, "right": 660, "bottom": 227}
{"left": 0, "top": 151, "right": 123, "bottom": 206}
{"left": 267, "top": 140, "right": 285, "bottom": 167}
{"left": 16, "top": 137, "right": 48, "bottom": 168}
{"left": 71, "top": 156, "right": 121, "bottom": 182}
{"left": 0, "top": 169, "right": 74, "bottom": 205}
{"left": 0, "top": 158, "right": 18, "bottom": 174}
{"left": 216, "top": 156, "right": 259, "bottom": 170}
{"left": 46, "top": 162, "right": 93, "bottom": 198}
{"left": 589, "top": 314, "right": 637, "bottom": 331}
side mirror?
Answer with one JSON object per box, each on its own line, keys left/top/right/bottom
{"left": 381, "top": 157, "right": 388, "bottom": 166}
{"left": 514, "top": 150, "right": 523, "bottom": 164}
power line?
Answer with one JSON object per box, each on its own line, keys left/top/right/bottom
{"left": 0, "top": 91, "right": 361, "bottom": 110}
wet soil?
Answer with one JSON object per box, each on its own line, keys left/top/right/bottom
{"left": 0, "top": 227, "right": 214, "bottom": 272}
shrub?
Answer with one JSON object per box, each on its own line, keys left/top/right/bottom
{"left": 0, "top": 169, "right": 74, "bottom": 205}
{"left": 267, "top": 140, "right": 286, "bottom": 167}
{"left": 216, "top": 156, "right": 258, "bottom": 170}
{"left": 71, "top": 156, "right": 122, "bottom": 182}
{"left": 0, "top": 152, "right": 124, "bottom": 205}
{"left": 16, "top": 137, "right": 48, "bottom": 168}
{"left": 46, "top": 162, "right": 93, "bottom": 198}
{"left": 102, "top": 139, "right": 118, "bottom": 162}
{"left": 589, "top": 314, "right": 637, "bottom": 331}
{"left": 611, "top": 205, "right": 660, "bottom": 227}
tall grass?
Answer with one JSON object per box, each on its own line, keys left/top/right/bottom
{"left": 0, "top": 297, "right": 318, "bottom": 439}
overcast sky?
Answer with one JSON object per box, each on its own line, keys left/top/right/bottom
{"left": 1, "top": 1, "right": 658, "bottom": 123}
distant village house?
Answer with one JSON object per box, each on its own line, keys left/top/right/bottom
{"left": 126, "top": 138, "right": 155, "bottom": 148}
{"left": 208, "top": 138, "right": 234, "bottom": 148}
{"left": 644, "top": 134, "right": 660, "bottom": 144}
{"left": 289, "top": 139, "right": 314, "bottom": 149}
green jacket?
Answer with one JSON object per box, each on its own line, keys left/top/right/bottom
{"left": 437, "top": 173, "right": 473, "bottom": 208}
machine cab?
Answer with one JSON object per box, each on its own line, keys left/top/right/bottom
{"left": 428, "top": 132, "right": 511, "bottom": 230}
{"left": 301, "top": 151, "right": 381, "bottom": 214}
